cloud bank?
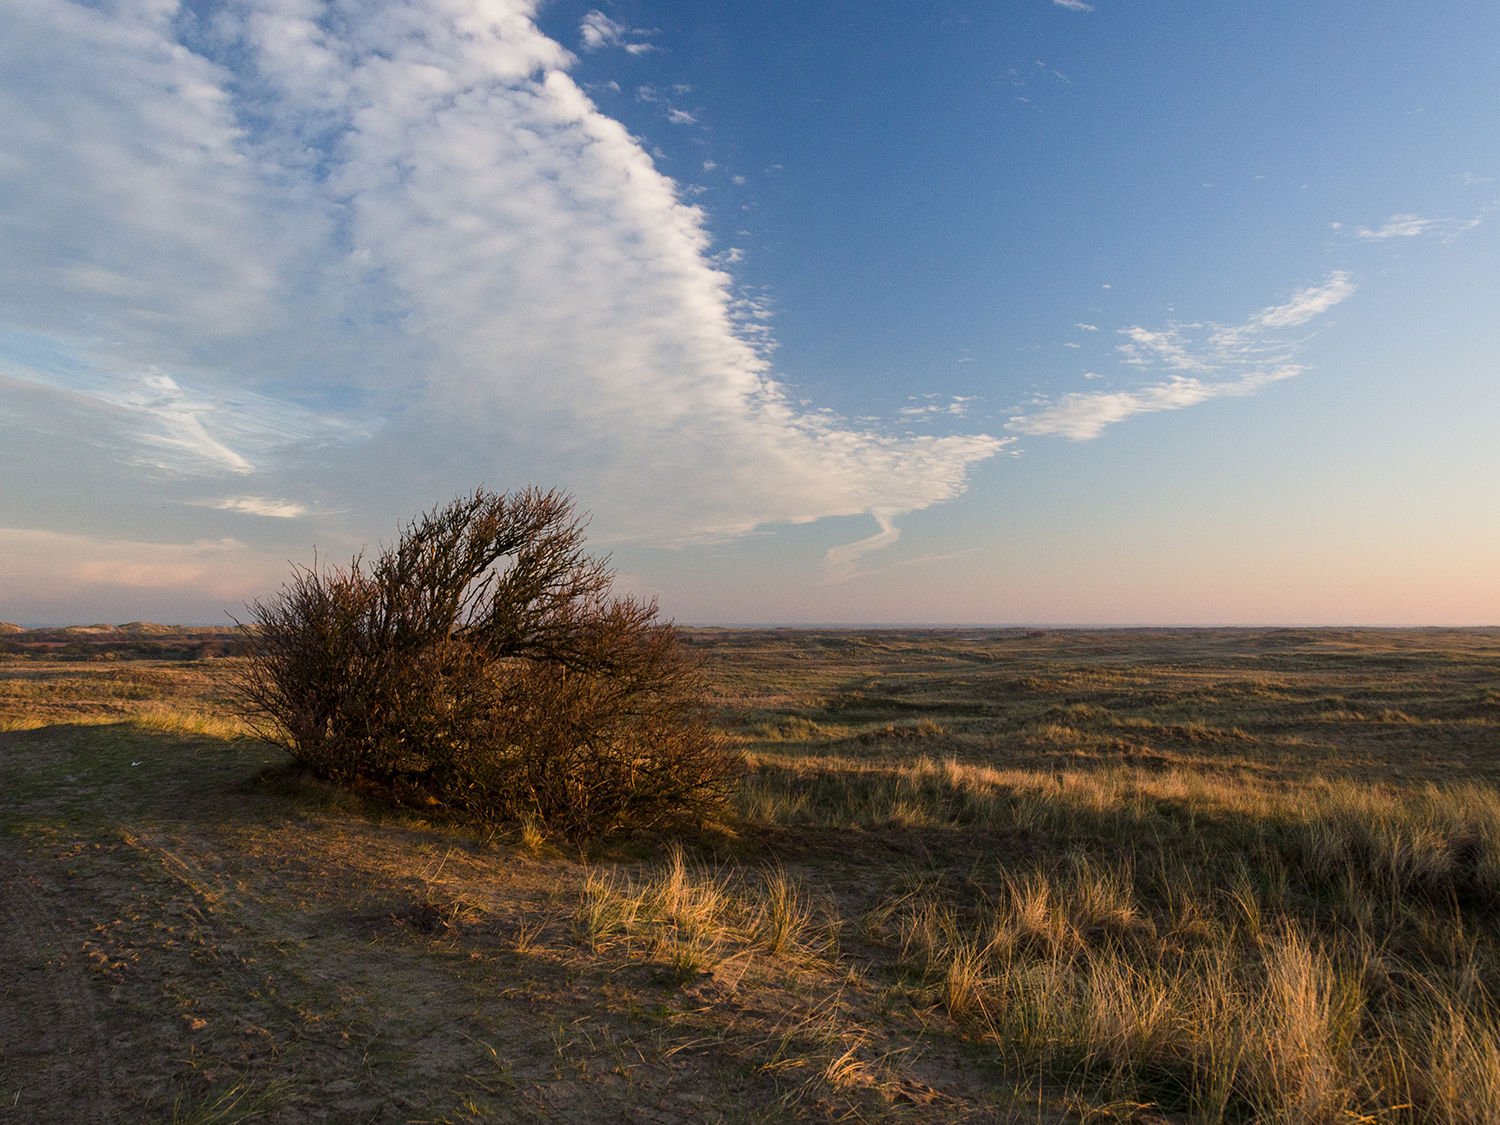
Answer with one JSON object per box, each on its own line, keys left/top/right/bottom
{"left": 0, "top": 0, "right": 1002, "bottom": 577}
{"left": 1008, "top": 274, "right": 1354, "bottom": 440}
{"left": 0, "top": 525, "right": 290, "bottom": 623}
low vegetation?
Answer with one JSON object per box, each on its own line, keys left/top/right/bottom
{"left": 2, "top": 626, "right": 1499, "bottom": 1122}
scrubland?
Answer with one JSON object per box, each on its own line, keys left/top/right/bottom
{"left": 3, "top": 627, "right": 1499, "bottom": 1124}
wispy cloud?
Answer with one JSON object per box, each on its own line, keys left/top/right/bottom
{"left": 1117, "top": 326, "right": 1213, "bottom": 371}
{"left": 579, "top": 10, "right": 625, "bottom": 49}
{"left": 830, "top": 547, "right": 979, "bottom": 584}
{"left": 1007, "top": 368, "right": 1302, "bottom": 441}
{"left": 1244, "top": 273, "right": 1357, "bottom": 328}
{"left": 207, "top": 497, "right": 309, "bottom": 518}
{"left": 1053, "top": 0, "right": 1095, "bottom": 10}
{"left": 899, "top": 395, "right": 977, "bottom": 418}
{"left": 1357, "top": 214, "right": 1436, "bottom": 240}
{"left": 823, "top": 510, "right": 903, "bottom": 582}
{"left": 1008, "top": 273, "right": 1355, "bottom": 440}
{"left": 636, "top": 84, "right": 699, "bottom": 127}
{"left": 0, "top": 338, "right": 372, "bottom": 475}
{"left": 579, "top": 10, "right": 655, "bottom": 54}
{"left": 1343, "top": 212, "right": 1484, "bottom": 243}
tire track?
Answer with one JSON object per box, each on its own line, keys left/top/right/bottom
{"left": 0, "top": 844, "right": 118, "bottom": 1125}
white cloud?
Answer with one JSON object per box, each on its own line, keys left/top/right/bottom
{"left": 1117, "top": 326, "right": 1212, "bottom": 371}
{"left": 1244, "top": 272, "right": 1356, "bottom": 329}
{"left": 580, "top": 12, "right": 656, "bottom": 55}
{"left": 1354, "top": 212, "right": 1483, "bottom": 244}
{"left": 823, "top": 510, "right": 902, "bottom": 582}
{"left": 1358, "top": 214, "right": 1434, "bottom": 240}
{"left": 1053, "top": 0, "right": 1095, "bottom": 10}
{"left": 0, "top": 1, "right": 334, "bottom": 364}
{"left": 208, "top": 497, "right": 309, "bottom": 518}
{"left": 0, "top": 0, "right": 1003, "bottom": 593}
{"left": 579, "top": 10, "right": 622, "bottom": 49}
{"left": 1008, "top": 273, "right": 1354, "bottom": 440}
{"left": 667, "top": 107, "right": 697, "bottom": 125}
{"left": 0, "top": 339, "right": 371, "bottom": 475}
{"left": 898, "top": 396, "right": 978, "bottom": 419}
{"left": 1075, "top": 323, "right": 1098, "bottom": 331}
{"left": 1007, "top": 368, "right": 1301, "bottom": 441}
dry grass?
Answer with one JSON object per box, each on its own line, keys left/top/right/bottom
{"left": 0, "top": 662, "right": 250, "bottom": 735}
{"left": 5, "top": 628, "right": 1500, "bottom": 1122}
{"left": 762, "top": 760, "right": 1500, "bottom": 1122}
{"left": 571, "top": 844, "right": 835, "bottom": 978}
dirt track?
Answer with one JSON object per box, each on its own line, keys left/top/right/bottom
{"left": 0, "top": 718, "right": 1009, "bottom": 1124}
{"left": 1, "top": 841, "right": 119, "bottom": 1124}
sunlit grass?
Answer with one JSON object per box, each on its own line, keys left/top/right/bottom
{"left": 572, "top": 843, "right": 836, "bottom": 973}
{"left": 0, "top": 662, "right": 250, "bottom": 736}
{"left": 0, "top": 704, "right": 251, "bottom": 738}
{"left": 736, "top": 749, "right": 1500, "bottom": 1122}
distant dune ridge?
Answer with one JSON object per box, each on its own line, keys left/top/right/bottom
{"left": 2, "top": 622, "right": 238, "bottom": 635}
{"left": 0, "top": 622, "right": 245, "bottom": 659}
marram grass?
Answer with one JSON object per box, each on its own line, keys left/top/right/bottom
{"left": 742, "top": 754, "right": 1500, "bottom": 1123}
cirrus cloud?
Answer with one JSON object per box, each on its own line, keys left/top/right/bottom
{"left": 1339, "top": 212, "right": 1484, "bottom": 244}
{"left": 1008, "top": 273, "right": 1354, "bottom": 440}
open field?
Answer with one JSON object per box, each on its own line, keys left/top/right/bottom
{"left": 3, "top": 628, "right": 1500, "bottom": 1124}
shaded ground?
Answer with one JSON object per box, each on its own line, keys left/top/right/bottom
{"left": 0, "top": 722, "right": 1011, "bottom": 1124}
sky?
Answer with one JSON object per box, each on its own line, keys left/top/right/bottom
{"left": 1, "top": 0, "right": 1496, "bottom": 626}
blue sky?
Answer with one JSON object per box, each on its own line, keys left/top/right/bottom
{"left": 1, "top": 0, "right": 1496, "bottom": 624}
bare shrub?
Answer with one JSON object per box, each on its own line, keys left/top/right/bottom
{"left": 237, "top": 487, "right": 735, "bottom": 837}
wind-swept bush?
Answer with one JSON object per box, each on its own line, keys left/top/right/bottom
{"left": 237, "top": 487, "right": 734, "bottom": 837}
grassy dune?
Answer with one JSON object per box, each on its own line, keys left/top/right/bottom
{"left": 2, "top": 627, "right": 1498, "bottom": 1122}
